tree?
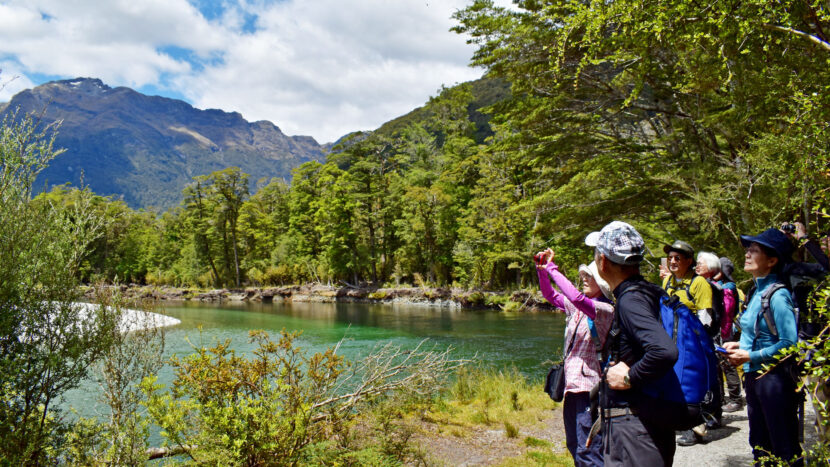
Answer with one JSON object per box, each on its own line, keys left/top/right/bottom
{"left": 179, "top": 168, "right": 250, "bottom": 287}
{"left": 453, "top": 0, "right": 830, "bottom": 266}
{"left": 210, "top": 167, "right": 250, "bottom": 287}
{"left": 0, "top": 110, "right": 118, "bottom": 463}
{"left": 238, "top": 177, "right": 292, "bottom": 281}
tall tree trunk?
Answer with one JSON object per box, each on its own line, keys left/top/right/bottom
{"left": 231, "top": 218, "right": 241, "bottom": 287}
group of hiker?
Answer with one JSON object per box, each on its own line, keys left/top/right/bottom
{"left": 536, "top": 221, "right": 829, "bottom": 466}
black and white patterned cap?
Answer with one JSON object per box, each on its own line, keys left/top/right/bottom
{"left": 584, "top": 221, "right": 645, "bottom": 265}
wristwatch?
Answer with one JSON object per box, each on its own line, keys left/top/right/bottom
{"left": 623, "top": 374, "right": 631, "bottom": 388}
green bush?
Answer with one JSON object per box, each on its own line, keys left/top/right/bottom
{"left": 369, "top": 291, "right": 389, "bottom": 300}
{"left": 141, "top": 331, "right": 464, "bottom": 464}
{"left": 504, "top": 421, "right": 519, "bottom": 438}
{"left": 0, "top": 111, "right": 119, "bottom": 463}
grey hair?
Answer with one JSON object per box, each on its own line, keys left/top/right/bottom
{"left": 697, "top": 251, "right": 721, "bottom": 272}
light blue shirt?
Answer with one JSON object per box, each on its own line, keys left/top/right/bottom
{"left": 738, "top": 274, "right": 797, "bottom": 372}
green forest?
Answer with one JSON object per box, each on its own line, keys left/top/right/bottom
{"left": 40, "top": 0, "right": 829, "bottom": 291}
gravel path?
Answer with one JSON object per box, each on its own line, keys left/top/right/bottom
{"left": 415, "top": 397, "right": 820, "bottom": 466}
{"left": 675, "top": 398, "right": 818, "bottom": 466}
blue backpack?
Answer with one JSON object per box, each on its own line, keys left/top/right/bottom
{"left": 614, "top": 286, "right": 720, "bottom": 430}
{"left": 648, "top": 293, "right": 720, "bottom": 429}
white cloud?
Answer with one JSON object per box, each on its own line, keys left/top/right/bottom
{"left": 0, "top": 0, "right": 490, "bottom": 142}
{"left": 0, "top": 63, "right": 36, "bottom": 102}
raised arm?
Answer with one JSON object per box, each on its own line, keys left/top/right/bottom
{"left": 544, "top": 262, "right": 598, "bottom": 319}
{"left": 537, "top": 266, "right": 567, "bottom": 311}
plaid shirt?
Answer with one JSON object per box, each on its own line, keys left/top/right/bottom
{"left": 538, "top": 263, "right": 615, "bottom": 394}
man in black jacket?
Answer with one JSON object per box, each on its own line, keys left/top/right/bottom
{"left": 586, "top": 221, "right": 679, "bottom": 466}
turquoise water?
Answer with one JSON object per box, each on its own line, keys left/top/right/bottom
{"left": 64, "top": 301, "right": 566, "bottom": 418}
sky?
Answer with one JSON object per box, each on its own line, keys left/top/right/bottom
{"left": 0, "top": 0, "right": 513, "bottom": 143}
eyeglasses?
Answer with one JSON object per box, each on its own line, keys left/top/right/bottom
{"left": 667, "top": 255, "right": 685, "bottom": 262}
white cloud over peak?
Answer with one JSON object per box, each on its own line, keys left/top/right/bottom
{"left": 0, "top": 0, "right": 497, "bottom": 142}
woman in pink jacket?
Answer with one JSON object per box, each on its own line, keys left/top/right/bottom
{"left": 536, "top": 247, "right": 615, "bottom": 466}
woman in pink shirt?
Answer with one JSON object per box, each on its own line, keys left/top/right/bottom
{"left": 536, "top": 248, "right": 615, "bottom": 466}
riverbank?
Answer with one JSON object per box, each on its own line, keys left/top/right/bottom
{"left": 81, "top": 284, "right": 556, "bottom": 311}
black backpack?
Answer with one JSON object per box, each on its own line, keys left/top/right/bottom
{"left": 782, "top": 261, "right": 828, "bottom": 339}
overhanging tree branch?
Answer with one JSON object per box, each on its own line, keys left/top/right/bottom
{"left": 763, "top": 23, "right": 830, "bottom": 52}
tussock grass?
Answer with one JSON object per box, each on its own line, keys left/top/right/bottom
{"left": 506, "top": 450, "right": 574, "bottom": 466}
{"left": 401, "top": 366, "right": 572, "bottom": 466}
{"left": 431, "top": 365, "right": 556, "bottom": 428}
{"left": 523, "top": 436, "right": 552, "bottom": 448}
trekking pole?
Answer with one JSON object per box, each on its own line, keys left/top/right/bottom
{"left": 586, "top": 381, "right": 602, "bottom": 448}
{"left": 798, "top": 391, "right": 805, "bottom": 444}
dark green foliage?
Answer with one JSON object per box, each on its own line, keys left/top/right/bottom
{"left": 55, "top": 2, "right": 830, "bottom": 290}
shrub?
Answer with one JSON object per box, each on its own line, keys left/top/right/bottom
{"left": 141, "top": 332, "right": 466, "bottom": 464}
{"left": 0, "top": 111, "right": 119, "bottom": 464}
{"left": 368, "top": 291, "right": 389, "bottom": 300}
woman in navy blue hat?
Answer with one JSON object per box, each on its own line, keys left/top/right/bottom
{"left": 723, "top": 228, "right": 802, "bottom": 466}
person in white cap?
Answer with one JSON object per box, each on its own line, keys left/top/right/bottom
{"left": 586, "top": 221, "right": 679, "bottom": 466}
{"left": 535, "top": 248, "right": 615, "bottom": 466}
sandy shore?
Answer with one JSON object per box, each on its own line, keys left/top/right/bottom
{"left": 74, "top": 302, "right": 181, "bottom": 331}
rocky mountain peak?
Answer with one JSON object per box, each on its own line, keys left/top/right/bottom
{"left": 1, "top": 78, "right": 327, "bottom": 208}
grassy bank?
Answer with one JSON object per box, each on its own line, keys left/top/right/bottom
{"left": 395, "top": 366, "right": 573, "bottom": 466}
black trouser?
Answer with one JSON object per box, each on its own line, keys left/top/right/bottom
{"left": 719, "top": 353, "right": 742, "bottom": 403}
{"left": 745, "top": 368, "right": 803, "bottom": 466}
{"left": 603, "top": 412, "right": 675, "bottom": 466}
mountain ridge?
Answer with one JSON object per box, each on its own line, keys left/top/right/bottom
{"left": 2, "top": 76, "right": 510, "bottom": 209}
{"left": 1, "top": 77, "right": 327, "bottom": 208}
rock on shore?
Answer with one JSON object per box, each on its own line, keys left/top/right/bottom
{"left": 81, "top": 284, "right": 556, "bottom": 311}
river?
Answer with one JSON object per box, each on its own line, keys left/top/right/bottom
{"left": 64, "top": 300, "right": 567, "bottom": 418}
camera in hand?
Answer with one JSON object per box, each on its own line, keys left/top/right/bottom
{"left": 781, "top": 223, "right": 796, "bottom": 234}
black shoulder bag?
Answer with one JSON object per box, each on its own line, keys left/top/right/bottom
{"left": 544, "top": 313, "right": 584, "bottom": 402}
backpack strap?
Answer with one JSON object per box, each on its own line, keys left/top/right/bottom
{"left": 666, "top": 295, "right": 683, "bottom": 343}
{"left": 664, "top": 274, "right": 698, "bottom": 309}
{"left": 683, "top": 276, "right": 695, "bottom": 306}
{"left": 753, "top": 282, "right": 788, "bottom": 341}
{"left": 587, "top": 317, "right": 601, "bottom": 348}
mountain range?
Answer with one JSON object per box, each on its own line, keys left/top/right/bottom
{"left": 0, "top": 78, "right": 326, "bottom": 208}
{"left": 0, "top": 77, "right": 508, "bottom": 209}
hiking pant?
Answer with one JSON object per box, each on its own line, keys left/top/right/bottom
{"left": 745, "top": 369, "right": 803, "bottom": 466}
{"left": 719, "top": 353, "right": 742, "bottom": 403}
{"left": 603, "top": 412, "right": 674, "bottom": 467}
{"left": 563, "top": 391, "right": 603, "bottom": 467}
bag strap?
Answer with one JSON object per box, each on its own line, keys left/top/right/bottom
{"left": 664, "top": 274, "right": 698, "bottom": 309}
{"left": 753, "top": 282, "right": 788, "bottom": 342}
{"left": 563, "top": 313, "right": 585, "bottom": 359}
{"left": 587, "top": 317, "right": 600, "bottom": 349}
